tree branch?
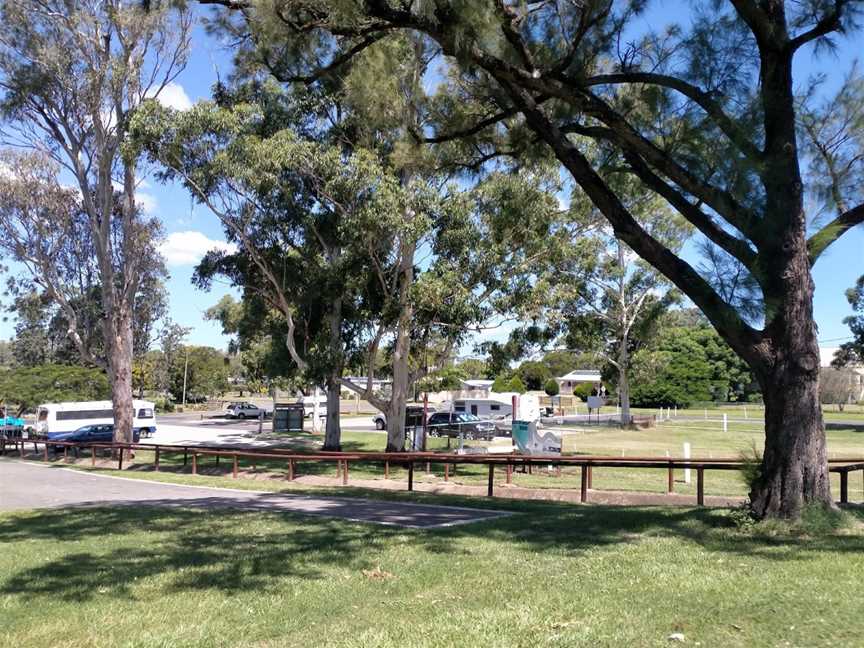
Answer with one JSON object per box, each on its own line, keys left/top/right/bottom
{"left": 808, "top": 202, "right": 864, "bottom": 263}
{"left": 584, "top": 72, "right": 763, "bottom": 162}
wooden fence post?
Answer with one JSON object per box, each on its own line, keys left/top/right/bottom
{"left": 697, "top": 466, "right": 705, "bottom": 506}
{"left": 444, "top": 463, "right": 449, "bottom": 481}
{"left": 384, "top": 461, "right": 389, "bottom": 480}
{"left": 342, "top": 460, "right": 349, "bottom": 485}
{"left": 506, "top": 463, "right": 512, "bottom": 484}
{"left": 587, "top": 465, "right": 593, "bottom": 489}
{"left": 288, "top": 459, "right": 295, "bottom": 481}
{"left": 667, "top": 463, "right": 674, "bottom": 494}
{"left": 154, "top": 447, "right": 160, "bottom": 472}
{"left": 580, "top": 464, "right": 588, "bottom": 503}
{"left": 408, "top": 461, "right": 414, "bottom": 491}
{"left": 233, "top": 454, "right": 239, "bottom": 479}
{"left": 840, "top": 470, "right": 848, "bottom": 504}
{"left": 192, "top": 453, "right": 197, "bottom": 476}
{"left": 487, "top": 464, "right": 495, "bottom": 497}
{"left": 118, "top": 447, "right": 124, "bottom": 471}
{"left": 63, "top": 445, "right": 68, "bottom": 463}
{"left": 91, "top": 445, "right": 96, "bottom": 466}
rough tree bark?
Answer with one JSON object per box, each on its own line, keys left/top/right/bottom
{"left": 323, "top": 296, "right": 344, "bottom": 451}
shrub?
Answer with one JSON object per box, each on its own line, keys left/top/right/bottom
{"left": 544, "top": 379, "right": 559, "bottom": 397}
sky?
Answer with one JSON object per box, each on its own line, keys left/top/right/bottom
{"left": 1, "top": 2, "right": 862, "bottom": 354}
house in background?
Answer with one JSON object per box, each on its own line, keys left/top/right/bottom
{"left": 555, "top": 369, "right": 602, "bottom": 396}
{"left": 460, "top": 379, "right": 494, "bottom": 392}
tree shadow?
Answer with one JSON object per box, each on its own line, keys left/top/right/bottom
{"left": 2, "top": 493, "right": 862, "bottom": 604}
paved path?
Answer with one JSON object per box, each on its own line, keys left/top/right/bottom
{"left": 0, "top": 460, "right": 509, "bottom": 529}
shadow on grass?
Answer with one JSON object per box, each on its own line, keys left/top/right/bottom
{"left": 1, "top": 492, "right": 863, "bottom": 603}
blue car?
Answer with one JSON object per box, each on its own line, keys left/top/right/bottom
{"left": 49, "top": 424, "right": 140, "bottom": 451}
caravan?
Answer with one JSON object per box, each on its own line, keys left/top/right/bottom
{"left": 35, "top": 400, "right": 157, "bottom": 437}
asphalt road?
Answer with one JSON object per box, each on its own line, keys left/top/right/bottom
{"left": 0, "top": 459, "right": 509, "bottom": 529}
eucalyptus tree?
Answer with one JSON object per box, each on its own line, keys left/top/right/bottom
{"left": 199, "top": 0, "right": 864, "bottom": 518}
{"left": 0, "top": 0, "right": 191, "bottom": 443}
{"left": 130, "top": 95, "right": 415, "bottom": 449}
{"left": 554, "top": 189, "right": 690, "bottom": 425}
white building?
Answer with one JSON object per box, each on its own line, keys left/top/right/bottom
{"left": 555, "top": 369, "right": 602, "bottom": 396}
{"left": 460, "top": 379, "right": 495, "bottom": 392}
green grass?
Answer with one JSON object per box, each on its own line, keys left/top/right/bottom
{"left": 1, "top": 500, "right": 863, "bottom": 647}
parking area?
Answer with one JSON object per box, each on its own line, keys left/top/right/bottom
{"left": 0, "top": 459, "right": 510, "bottom": 528}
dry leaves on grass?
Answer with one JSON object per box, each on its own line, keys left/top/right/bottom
{"left": 361, "top": 565, "right": 394, "bottom": 580}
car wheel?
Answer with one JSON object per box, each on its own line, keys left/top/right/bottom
{"left": 375, "top": 419, "right": 385, "bottom": 430}
{"left": 238, "top": 413, "right": 246, "bottom": 419}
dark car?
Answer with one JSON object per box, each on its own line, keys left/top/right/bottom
{"left": 426, "top": 412, "right": 496, "bottom": 440}
{"left": 372, "top": 405, "right": 435, "bottom": 431}
{"left": 49, "top": 424, "right": 140, "bottom": 451}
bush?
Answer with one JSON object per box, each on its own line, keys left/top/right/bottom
{"left": 153, "top": 397, "right": 175, "bottom": 413}
{"left": 544, "top": 379, "right": 559, "bottom": 397}
{"left": 492, "top": 374, "right": 526, "bottom": 394}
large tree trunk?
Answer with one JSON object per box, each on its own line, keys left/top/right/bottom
{"left": 322, "top": 300, "right": 343, "bottom": 451}
{"left": 106, "top": 312, "right": 135, "bottom": 445}
{"left": 385, "top": 239, "right": 415, "bottom": 452}
{"left": 749, "top": 211, "right": 833, "bottom": 517}
{"left": 618, "top": 354, "right": 630, "bottom": 427}
{"left": 323, "top": 375, "right": 341, "bottom": 451}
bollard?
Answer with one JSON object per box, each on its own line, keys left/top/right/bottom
{"left": 723, "top": 413, "right": 728, "bottom": 433}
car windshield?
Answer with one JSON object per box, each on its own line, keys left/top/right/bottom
{"left": 459, "top": 413, "right": 480, "bottom": 421}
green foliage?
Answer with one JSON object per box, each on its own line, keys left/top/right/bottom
{"left": 0, "top": 364, "right": 110, "bottom": 413}
{"left": 833, "top": 275, "right": 864, "bottom": 368}
{"left": 416, "top": 365, "right": 468, "bottom": 393}
{"left": 571, "top": 382, "right": 597, "bottom": 401}
{"left": 492, "top": 374, "right": 525, "bottom": 394}
{"left": 543, "top": 379, "right": 559, "bottom": 397}
{"left": 515, "top": 360, "right": 552, "bottom": 391}
{"left": 630, "top": 325, "right": 757, "bottom": 407}
{"left": 169, "top": 346, "right": 230, "bottom": 401}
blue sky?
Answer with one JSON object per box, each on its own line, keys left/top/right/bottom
{"left": 2, "top": 3, "right": 861, "bottom": 353}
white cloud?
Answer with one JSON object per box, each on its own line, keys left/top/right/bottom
{"left": 136, "top": 191, "right": 158, "bottom": 214}
{"left": 154, "top": 82, "right": 193, "bottom": 111}
{"left": 158, "top": 230, "right": 237, "bottom": 266}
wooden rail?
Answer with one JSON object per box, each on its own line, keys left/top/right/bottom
{"left": 3, "top": 435, "right": 863, "bottom": 507}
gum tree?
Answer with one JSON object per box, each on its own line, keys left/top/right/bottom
{"left": 200, "top": 0, "right": 864, "bottom": 518}
{"left": 0, "top": 0, "right": 190, "bottom": 443}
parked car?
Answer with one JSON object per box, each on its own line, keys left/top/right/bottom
{"left": 426, "top": 412, "right": 496, "bottom": 440}
{"left": 372, "top": 405, "right": 434, "bottom": 431}
{"left": 49, "top": 424, "right": 140, "bottom": 451}
{"left": 226, "top": 403, "right": 272, "bottom": 419}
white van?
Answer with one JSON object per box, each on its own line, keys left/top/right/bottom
{"left": 35, "top": 400, "right": 157, "bottom": 436}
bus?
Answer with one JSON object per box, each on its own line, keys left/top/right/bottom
{"left": 35, "top": 400, "right": 157, "bottom": 438}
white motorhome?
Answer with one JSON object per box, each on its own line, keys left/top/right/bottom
{"left": 35, "top": 400, "right": 157, "bottom": 436}
{"left": 441, "top": 393, "right": 542, "bottom": 421}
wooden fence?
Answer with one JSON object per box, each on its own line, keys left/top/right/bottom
{"left": 3, "top": 435, "right": 863, "bottom": 507}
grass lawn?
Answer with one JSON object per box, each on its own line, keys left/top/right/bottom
{"left": 1, "top": 497, "right": 863, "bottom": 647}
